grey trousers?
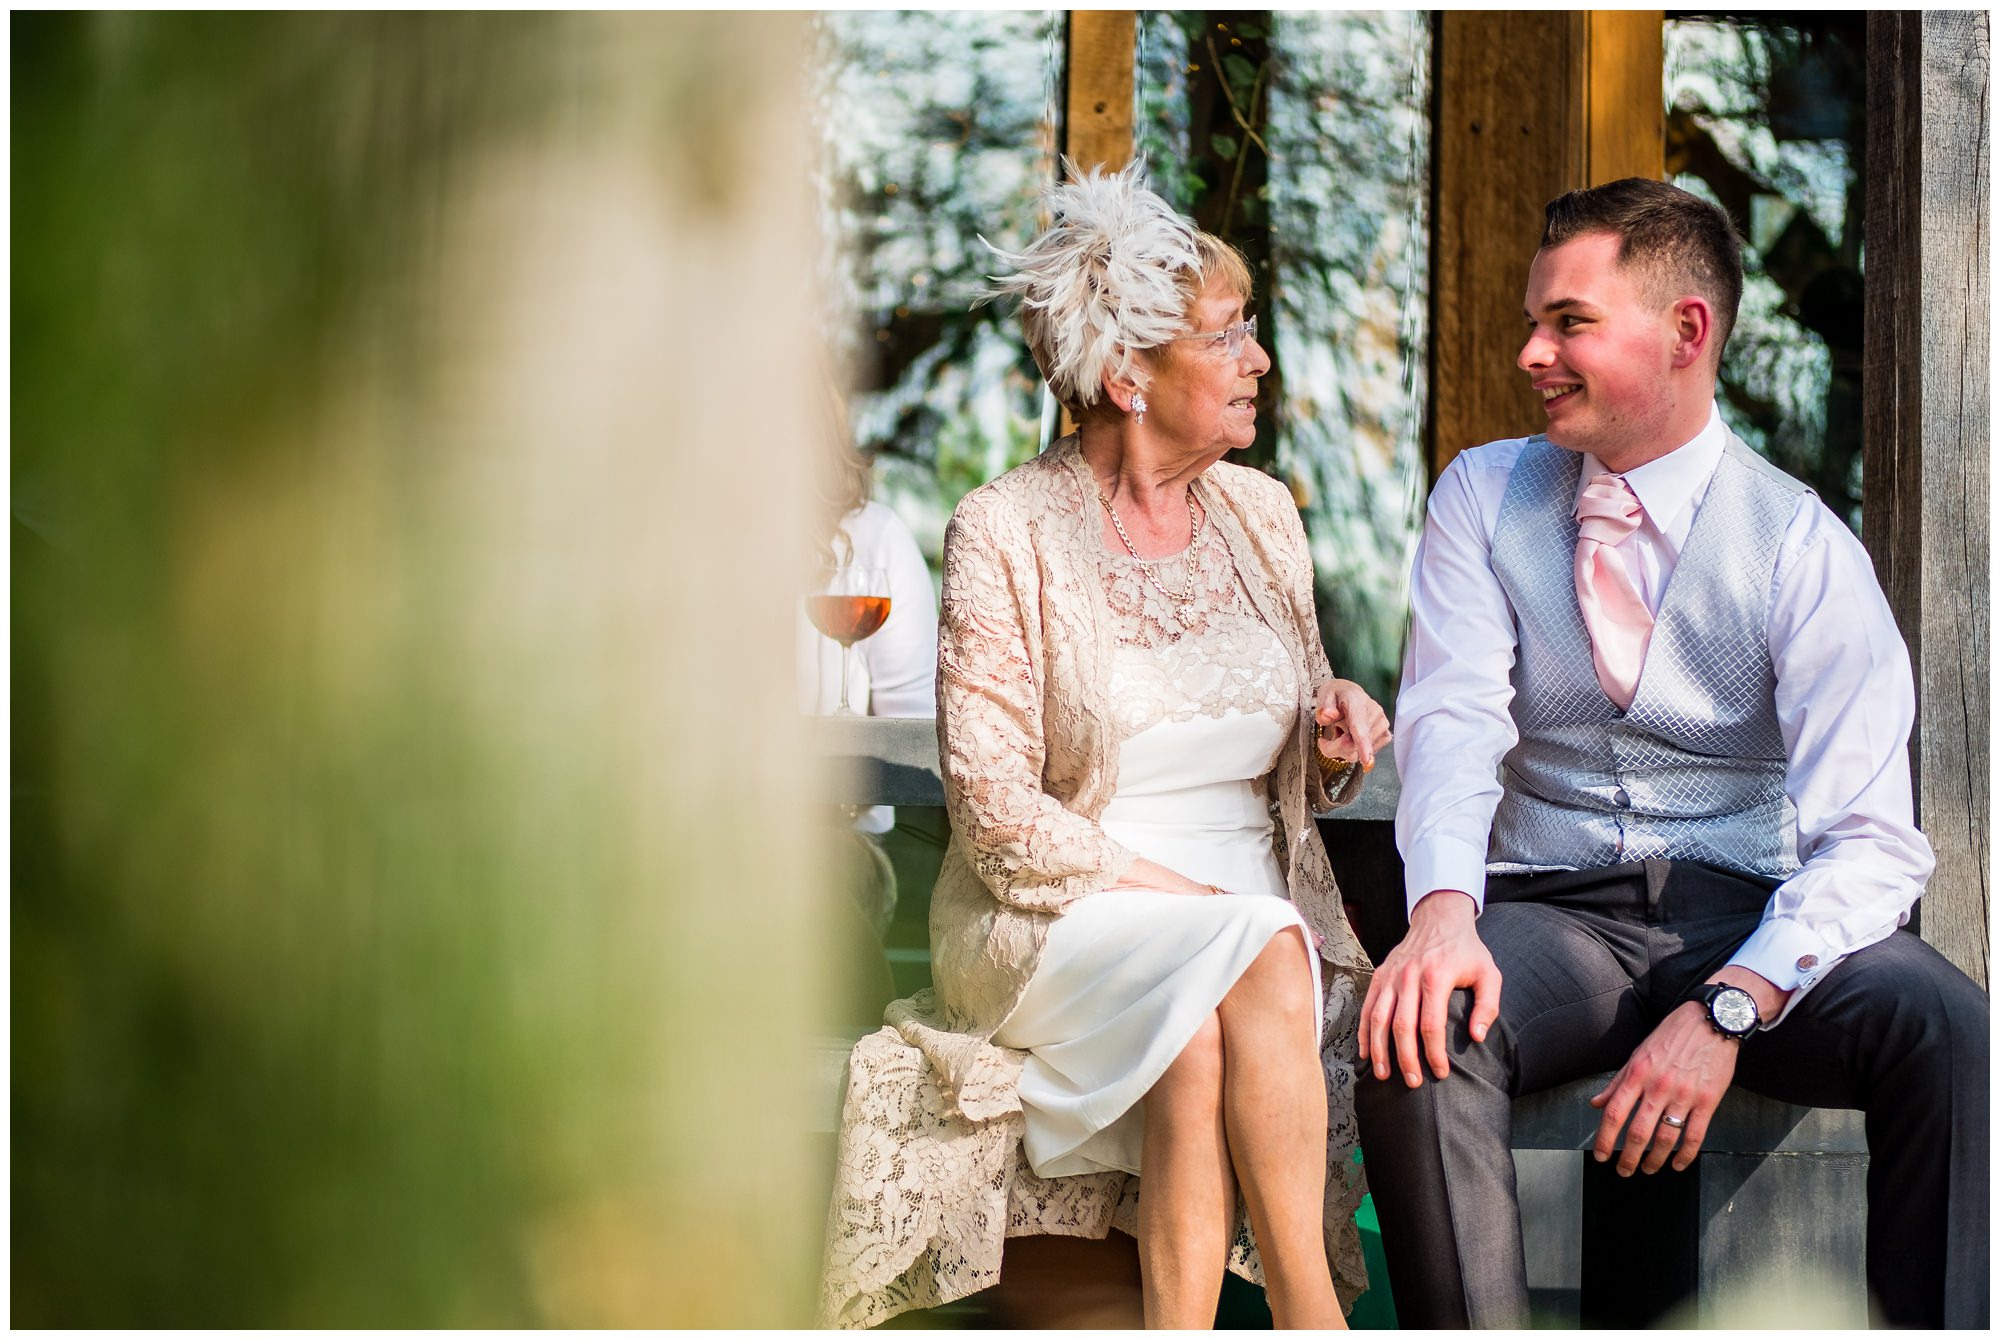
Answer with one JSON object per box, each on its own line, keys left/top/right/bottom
{"left": 1353, "top": 859, "right": 1989, "bottom": 1329}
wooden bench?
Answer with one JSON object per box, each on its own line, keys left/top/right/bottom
{"left": 814, "top": 715, "right": 1871, "bottom": 1327}
{"left": 1509, "top": 1076, "right": 1869, "bottom": 1326}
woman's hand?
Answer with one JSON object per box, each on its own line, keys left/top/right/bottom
{"left": 1314, "top": 679, "right": 1392, "bottom": 772}
{"left": 1113, "top": 856, "right": 1224, "bottom": 896}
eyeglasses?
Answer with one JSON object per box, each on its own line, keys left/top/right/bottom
{"left": 1170, "top": 314, "right": 1258, "bottom": 360}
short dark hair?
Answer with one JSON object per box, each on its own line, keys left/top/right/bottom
{"left": 1540, "top": 177, "right": 1745, "bottom": 359}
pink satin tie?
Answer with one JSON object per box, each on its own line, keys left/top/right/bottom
{"left": 1574, "top": 473, "right": 1654, "bottom": 710}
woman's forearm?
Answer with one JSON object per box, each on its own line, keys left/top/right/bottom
{"left": 1111, "top": 856, "right": 1222, "bottom": 896}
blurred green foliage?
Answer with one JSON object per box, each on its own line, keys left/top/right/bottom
{"left": 17, "top": 16, "right": 552, "bottom": 1321}
{"left": 15, "top": 12, "right": 827, "bottom": 1325}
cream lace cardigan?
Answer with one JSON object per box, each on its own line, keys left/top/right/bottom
{"left": 817, "top": 438, "right": 1374, "bottom": 1328}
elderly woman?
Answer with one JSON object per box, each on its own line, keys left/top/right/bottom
{"left": 819, "top": 163, "right": 1387, "bottom": 1330}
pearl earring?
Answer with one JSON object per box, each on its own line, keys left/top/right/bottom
{"left": 1132, "top": 392, "right": 1147, "bottom": 425}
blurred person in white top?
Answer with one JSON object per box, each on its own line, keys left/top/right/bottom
{"left": 798, "top": 397, "right": 939, "bottom": 960}
{"left": 795, "top": 494, "right": 936, "bottom": 740}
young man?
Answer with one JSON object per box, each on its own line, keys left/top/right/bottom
{"left": 1356, "top": 177, "right": 1988, "bottom": 1328}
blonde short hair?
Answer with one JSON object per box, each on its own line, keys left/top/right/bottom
{"left": 982, "top": 159, "right": 1252, "bottom": 415}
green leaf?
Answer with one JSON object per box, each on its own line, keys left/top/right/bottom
{"left": 1237, "top": 21, "right": 1265, "bottom": 41}
{"left": 1210, "top": 132, "right": 1239, "bottom": 160}
{"left": 1222, "top": 52, "right": 1257, "bottom": 91}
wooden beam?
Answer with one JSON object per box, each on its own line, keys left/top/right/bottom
{"left": 1863, "top": 11, "right": 1991, "bottom": 987}
{"left": 1065, "top": 11, "right": 1136, "bottom": 173}
{"left": 1582, "top": 11, "right": 1665, "bottom": 185}
{"left": 1432, "top": 12, "right": 1662, "bottom": 477}
{"left": 1434, "top": 11, "right": 1580, "bottom": 475}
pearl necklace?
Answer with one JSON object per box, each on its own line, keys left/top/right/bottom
{"left": 1097, "top": 487, "right": 1205, "bottom": 627}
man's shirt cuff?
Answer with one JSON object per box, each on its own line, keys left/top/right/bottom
{"left": 1727, "top": 917, "right": 1840, "bottom": 1027}
{"left": 1403, "top": 837, "right": 1489, "bottom": 915}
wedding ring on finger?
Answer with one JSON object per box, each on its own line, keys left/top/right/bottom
{"left": 1661, "top": 1113, "right": 1687, "bottom": 1129}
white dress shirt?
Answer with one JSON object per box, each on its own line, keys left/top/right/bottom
{"left": 798, "top": 501, "right": 940, "bottom": 834}
{"left": 1395, "top": 404, "right": 1935, "bottom": 1025}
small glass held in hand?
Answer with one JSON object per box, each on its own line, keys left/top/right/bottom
{"left": 807, "top": 563, "right": 892, "bottom": 716}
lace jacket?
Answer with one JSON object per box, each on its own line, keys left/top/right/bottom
{"left": 818, "top": 437, "right": 1375, "bottom": 1328}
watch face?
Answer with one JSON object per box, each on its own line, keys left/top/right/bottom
{"left": 1712, "top": 987, "right": 1758, "bottom": 1035}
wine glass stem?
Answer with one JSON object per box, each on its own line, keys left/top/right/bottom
{"left": 837, "top": 641, "right": 856, "bottom": 716}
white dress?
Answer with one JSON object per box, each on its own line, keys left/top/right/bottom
{"left": 990, "top": 529, "right": 1324, "bottom": 1179}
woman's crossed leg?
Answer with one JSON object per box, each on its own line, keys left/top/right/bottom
{"left": 1140, "top": 926, "right": 1343, "bottom": 1329}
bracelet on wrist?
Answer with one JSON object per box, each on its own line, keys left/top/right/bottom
{"left": 1315, "top": 748, "right": 1355, "bottom": 785}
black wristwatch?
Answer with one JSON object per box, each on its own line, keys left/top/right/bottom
{"left": 1691, "top": 982, "right": 1760, "bottom": 1039}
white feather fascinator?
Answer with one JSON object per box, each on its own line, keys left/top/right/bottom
{"left": 980, "top": 157, "right": 1203, "bottom": 408}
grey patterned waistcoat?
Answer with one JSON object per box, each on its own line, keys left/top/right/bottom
{"left": 1488, "top": 434, "right": 1809, "bottom": 878}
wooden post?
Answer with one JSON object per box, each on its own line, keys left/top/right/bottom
{"left": 1065, "top": 11, "right": 1136, "bottom": 173}
{"left": 1432, "top": 11, "right": 1662, "bottom": 476}
{"left": 1054, "top": 11, "right": 1137, "bottom": 440}
{"left": 1864, "top": 11, "right": 1990, "bottom": 986}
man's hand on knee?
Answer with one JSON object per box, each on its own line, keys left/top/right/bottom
{"left": 1589, "top": 968, "right": 1784, "bottom": 1175}
{"left": 1359, "top": 890, "right": 1502, "bottom": 1087}
{"left": 1589, "top": 1010, "right": 1737, "bottom": 1175}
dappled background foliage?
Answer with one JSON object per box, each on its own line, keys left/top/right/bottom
{"left": 812, "top": 11, "right": 1061, "bottom": 564}
{"left": 1668, "top": 14, "right": 1865, "bottom": 528}
{"left": 818, "top": 11, "right": 1429, "bottom": 704}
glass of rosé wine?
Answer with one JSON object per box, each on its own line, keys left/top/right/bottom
{"left": 807, "top": 563, "right": 892, "bottom": 716}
